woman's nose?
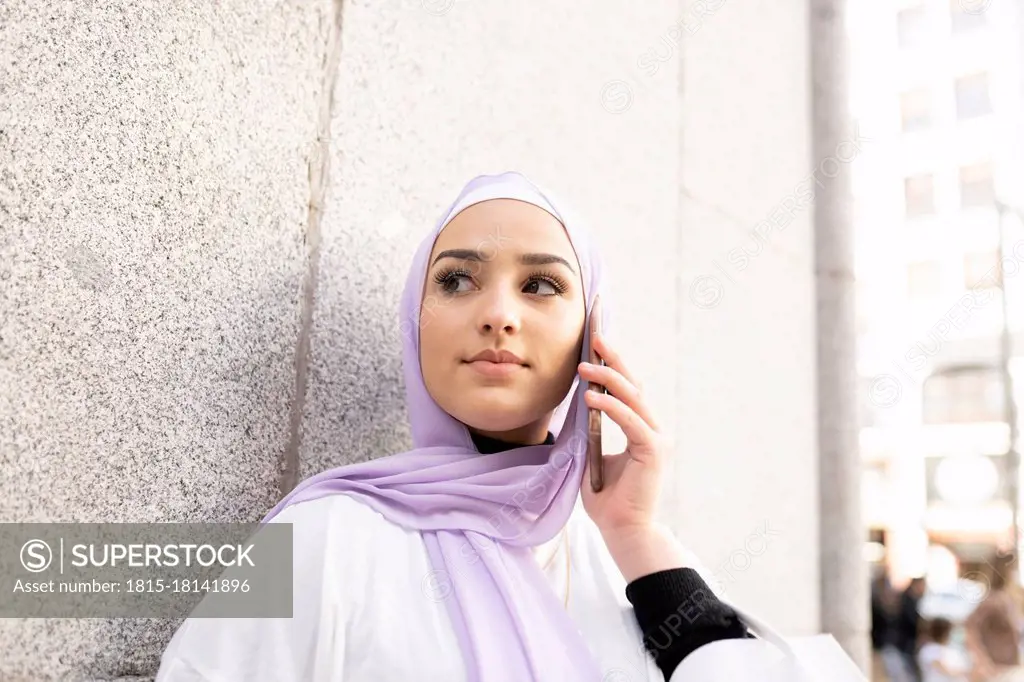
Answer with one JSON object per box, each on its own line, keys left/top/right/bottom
{"left": 478, "top": 290, "right": 521, "bottom": 335}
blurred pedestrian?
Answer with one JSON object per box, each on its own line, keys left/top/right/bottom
{"left": 874, "top": 568, "right": 889, "bottom": 678}
{"left": 889, "top": 576, "right": 928, "bottom": 682}
{"left": 918, "top": 617, "right": 969, "bottom": 682}
{"left": 875, "top": 567, "right": 911, "bottom": 681}
{"left": 965, "top": 553, "right": 1024, "bottom": 682}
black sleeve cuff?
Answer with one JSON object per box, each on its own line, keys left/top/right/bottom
{"left": 625, "top": 567, "right": 754, "bottom": 679}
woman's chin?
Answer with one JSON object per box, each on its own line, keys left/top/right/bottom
{"left": 455, "top": 397, "right": 535, "bottom": 434}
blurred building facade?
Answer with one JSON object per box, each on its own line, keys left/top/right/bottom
{"left": 850, "top": 0, "right": 1024, "bottom": 588}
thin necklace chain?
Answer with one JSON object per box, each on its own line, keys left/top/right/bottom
{"left": 539, "top": 527, "right": 566, "bottom": 571}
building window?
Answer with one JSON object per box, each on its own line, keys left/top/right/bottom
{"left": 907, "top": 260, "right": 944, "bottom": 299}
{"left": 959, "top": 162, "right": 995, "bottom": 208}
{"left": 955, "top": 73, "right": 993, "bottom": 119}
{"left": 964, "top": 251, "right": 1002, "bottom": 289}
{"left": 922, "top": 365, "right": 1005, "bottom": 424}
{"left": 951, "top": 0, "right": 987, "bottom": 33}
{"left": 905, "top": 174, "right": 936, "bottom": 217}
{"left": 900, "top": 90, "right": 933, "bottom": 132}
{"left": 898, "top": 6, "right": 931, "bottom": 47}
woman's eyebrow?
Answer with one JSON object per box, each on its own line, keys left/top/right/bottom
{"left": 430, "top": 249, "right": 576, "bottom": 274}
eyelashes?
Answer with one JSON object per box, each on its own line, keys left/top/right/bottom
{"left": 432, "top": 267, "right": 570, "bottom": 297}
{"left": 523, "top": 270, "right": 570, "bottom": 296}
{"left": 432, "top": 267, "right": 474, "bottom": 294}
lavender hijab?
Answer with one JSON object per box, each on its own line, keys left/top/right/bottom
{"left": 262, "top": 171, "right": 609, "bottom": 681}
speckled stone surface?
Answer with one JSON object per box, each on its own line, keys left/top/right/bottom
{"left": 1, "top": 0, "right": 822, "bottom": 677}
{"left": 0, "top": 0, "right": 331, "bottom": 677}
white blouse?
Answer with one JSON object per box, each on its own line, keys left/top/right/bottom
{"left": 156, "top": 493, "right": 711, "bottom": 681}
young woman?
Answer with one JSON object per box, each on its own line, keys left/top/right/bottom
{"left": 156, "top": 171, "right": 752, "bottom": 681}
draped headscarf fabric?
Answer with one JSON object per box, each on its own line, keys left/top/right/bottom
{"left": 261, "top": 171, "right": 610, "bottom": 681}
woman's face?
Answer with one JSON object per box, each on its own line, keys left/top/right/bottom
{"left": 419, "top": 198, "right": 586, "bottom": 443}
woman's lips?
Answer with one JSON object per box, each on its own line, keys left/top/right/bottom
{"left": 464, "top": 360, "right": 526, "bottom": 378}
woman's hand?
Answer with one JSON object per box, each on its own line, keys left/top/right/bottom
{"left": 578, "top": 331, "right": 690, "bottom": 581}
{"left": 578, "top": 330, "right": 664, "bottom": 534}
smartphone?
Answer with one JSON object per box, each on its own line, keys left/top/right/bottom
{"left": 587, "top": 295, "right": 605, "bottom": 492}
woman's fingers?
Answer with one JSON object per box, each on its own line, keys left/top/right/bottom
{"left": 592, "top": 332, "right": 643, "bottom": 392}
{"left": 583, "top": 389, "right": 658, "bottom": 452}
{"left": 582, "top": 330, "right": 662, "bottom": 435}
{"left": 579, "top": 362, "right": 660, "bottom": 432}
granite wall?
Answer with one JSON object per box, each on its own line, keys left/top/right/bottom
{"left": 0, "top": 0, "right": 820, "bottom": 677}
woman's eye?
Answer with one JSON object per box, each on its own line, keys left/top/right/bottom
{"left": 441, "top": 273, "right": 473, "bottom": 294}
{"left": 524, "top": 278, "right": 559, "bottom": 296}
